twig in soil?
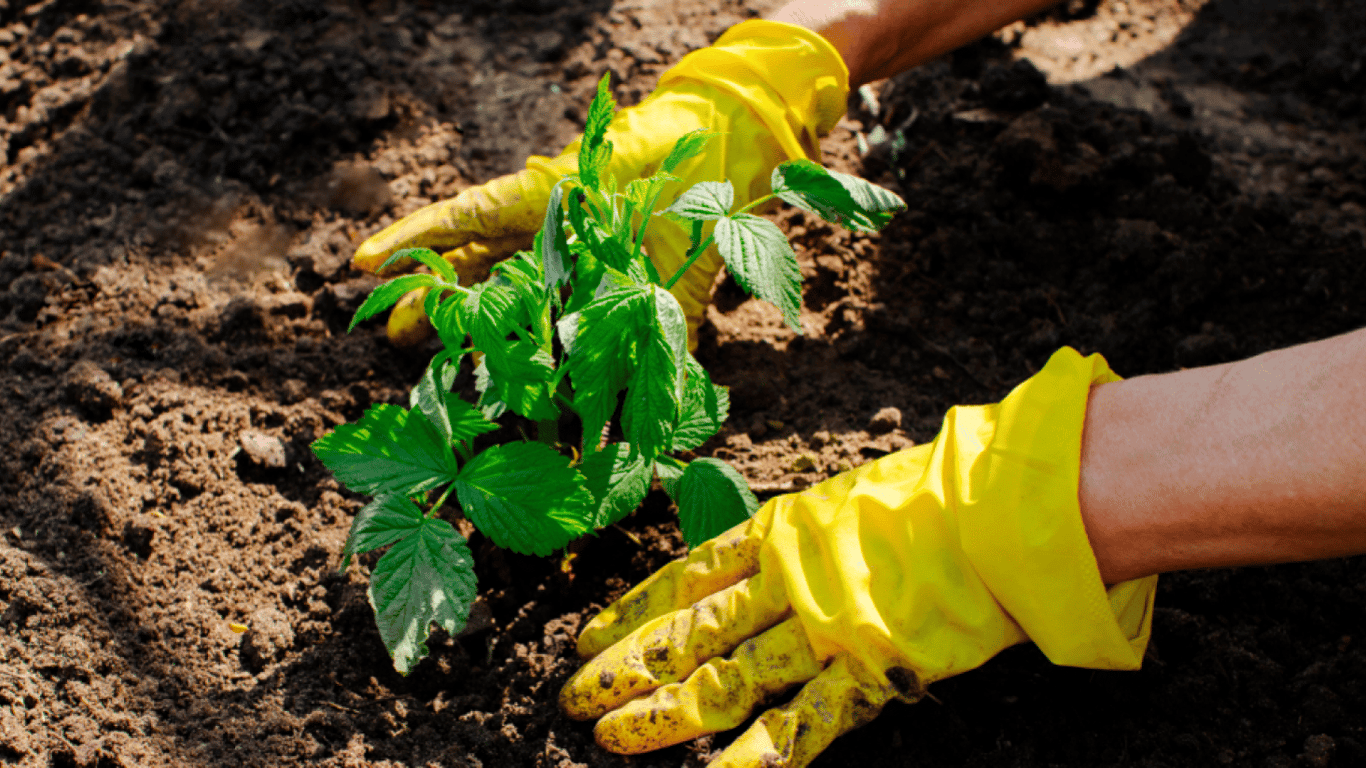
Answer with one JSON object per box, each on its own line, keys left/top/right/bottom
{"left": 612, "top": 524, "right": 643, "bottom": 547}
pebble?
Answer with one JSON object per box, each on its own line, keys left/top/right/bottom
{"left": 239, "top": 607, "right": 295, "bottom": 671}
{"left": 868, "top": 406, "right": 902, "bottom": 434}
{"left": 788, "top": 454, "right": 817, "bottom": 473}
{"left": 239, "top": 430, "right": 287, "bottom": 468}
{"left": 63, "top": 360, "right": 123, "bottom": 415}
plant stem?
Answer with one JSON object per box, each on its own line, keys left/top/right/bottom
{"left": 663, "top": 233, "right": 716, "bottom": 290}
{"left": 427, "top": 483, "right": 456, "bottom": 518}
{"left": 735, "top": 192, "right": 778, "bottom": 217}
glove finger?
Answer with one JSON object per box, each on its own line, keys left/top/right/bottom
{"left": 442, "top": 234, "right": 533, "bottom": 286}
{"left": 707, "top": 655, "right": 902, "bottom": 768}
{"left": 560, "top": 566, "right": 788, "bottom": 721}
{"left": 352, "top": 172, "right": 549, "bottom": 275}
{"left": 576, "top": 516, "right": 763, "bottom": 658}
{"left": 591, "top": 616, "right": 821, "bottom": 754}
{"left": 386, "top": 286, "right": 434, "bottom": 347}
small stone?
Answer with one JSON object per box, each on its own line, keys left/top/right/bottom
{"left": 239, "top": 430, "right": 287, "bottom": 468}
{"left": 239, "top": 607, "right": 295, "bottom": 672}
{"left": 810, "top": 430, "right": 831, "bottom": 448}
{"left": 279, "top": 379, "right": 309, "bottom": 404}
{"left": 789, "top": 454, "right": 817, "bottom": 473}
{"left": 63, "top": 360, "right": 123, "bottom": 416}
{"left": 868, "top": 407, "right": 902, "bottom": 434}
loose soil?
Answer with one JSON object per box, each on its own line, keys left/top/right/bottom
{"left": 2, "top": 0, "right": 1365, "bottom": 766}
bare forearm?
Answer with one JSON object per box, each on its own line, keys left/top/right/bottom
{"left": 770, "top": 0, "right": 1061, "bottom": 85}
{"left": 1079, "top": 328, "right": 1366, "bottom": 584}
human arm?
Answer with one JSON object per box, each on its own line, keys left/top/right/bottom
{"left": 771, "top": 0, "right": 1064, "bottom": 85}
{"left": 1080, "top": 326, "right": 1366, "bottom": 583}
{"left": 560, "top": 348, "right": 1157, "bottom": 767}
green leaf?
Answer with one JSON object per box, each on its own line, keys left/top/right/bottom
{"left": 664, "top": 181, "right": 733, "bottom": 221}
{"left": 568, "top": 194, "right": 633, "bottom": 273}
{"left": 568, "top": 282, "right": 653, "bottom": 448}
{"left": 579, "top": 443, "right": 651, "bottom": 528}
{"left": 620, "top": 287, "right": 685, "bottom": 461}
{"left": 661, "top": 130, "right": 719, "bottom": 174}
{"left": 714, "top": 213, "right": 804, "bottom": 331}
{"left": 482, "top": 340, "right": 558, "bottom": 421}
{"left": 409, "top": 359, "right": 499, "bottom": 451}
{"left": 622, "top": 331, "right": 677, "bottom": 462}
{"left": 460, "top": 277, "right": 525, "bottom": 349}
{"left": 472, "top": 358, "right": 508, "bottom": 421}
{"left": 675, "top": 458, "right": 759, "bottom": 547}
{"left": 311, "top": 404, "right": 459, "bottom": 497}
{"left": 380, "top": 246, "right": 461, "bottom": 286}
{"left": 349, "top": 273, "right": 439, "bottom": 333}
{"left": 368, "top": 517, "right": 477, "bottom": 675}
{"left": 654, "top": 454, "right": 686, "bottom": 501}
{"left": 542, "top": 179, "right": 572, "bottom": 289}
{"left": 671, "top": 353, "right": 729, "bottom": 452}
{"left": 625, "top": 175, "right": 675, "bottom": 212}
{"left": 341, "top": 493, "right": 424, "bottom": 570}
{"left": 453, "top": 442, "right": 595, "bottom": 556}
{"left": 429, "top": 292, "right": 465, "bottom": 350}
{"left": 579, "top": 73, "right": 616, "bottom": 192}
{"left": 770, "top": 159, "right": 907, "bottom": 233}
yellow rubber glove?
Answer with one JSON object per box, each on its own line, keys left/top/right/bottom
{"left": 559, "top": 347, "right": 1158, "bottom": 767}
{"left": 353, "top": 19, "right": 849, "bottom": 348}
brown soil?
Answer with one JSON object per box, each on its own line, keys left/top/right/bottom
{"left": 2, "top": 0, "right": 1364, "bottom": 766}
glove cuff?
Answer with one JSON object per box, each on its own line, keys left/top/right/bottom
{"left": 658, "top": 19, "right": 850, "bottom": 162}
{"left": 958, "top": 347, "right": 1158, "bottom": 671}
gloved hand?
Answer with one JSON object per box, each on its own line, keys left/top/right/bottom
{"left": 559, "top": 347, "right": 1159, "bottom": 767}
{"left": 353, "top": 19, "right": 850, "bottom": 348}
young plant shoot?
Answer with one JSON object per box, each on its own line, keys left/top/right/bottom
{"left": 311, "top": 74, "right": 907, "bottom": 674}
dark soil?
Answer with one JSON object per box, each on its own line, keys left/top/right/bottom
{"left": 2, "top": 0, "right": 1364, "bottom": 766}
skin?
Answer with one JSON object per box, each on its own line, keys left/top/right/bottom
{"left": 774, "top": 0, "right": 1366, "bottom": 583}
{"left": 1078, "top": 328, "right": 1366, "bottom": 583}
{"left": 771, "top": 0, "right": 1063, "bottom": 86}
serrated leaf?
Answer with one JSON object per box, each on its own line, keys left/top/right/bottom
{"left": 453, "top": 443, "right": 594, "bottom": 556}
{"left": 349, "top": 273, "right": 439, "bottom": 333}
{"left": 472, "top": 358, "right": 508, "bottom": 421}
{"left": 664, "top": 181, "right": 733, "bottom": 221}
{"left": 430, "top": 292, "right": 465, "bottom": 349}
{"left": 460, "top": 277, "right": 525, "bottom": 349}
{"left": 654, "top": 454, "right": 686, "bottom": 501}
{"left": 311, "top": 404, "right": 459, "bottom": 497}
{"left": 579, "top": 443, "right": 651, "bottom": 528}
{"left": 579, "top": 73, "right": 616, "bottom": 192}
{"left": 568, "top": 283, "right": 653, "bottom": 449}
{"left": 342, "top": 493, "right": 424, "bottom": 570}
{"left": 568, "top": 196, "right": 633, "bottom": 273}
{"left": 621, "top": 326, "right": 677, "bottom": 462}
{"left": 620, "top": 286, "right": 685, "bottom": 460}
{"left": 625, "top": 175, "right": 675, "bottom": 211}
{"left": 542, "top": 180, "right": 572, "bottom": 289}
{"left": 661, "top": 130, "right": 718, "bottom": 174}
{"left": 714, "top": 213, "right": 804, "bottom": 331}
{"left": 409, "top": 358, "right": 499, "bottom": 451}
{"left": 368, "top": 517, "right": 477, "bottom": 675}
{"left": 770, "top": 159, "right": 907, "bottom": 233}
{"left": 671, "top": 354, "right": 729, "bottom": 452}
{"left": 482, "top": 340, "right": 557, "bottom": 421}
{"left": 675, "top": 458, "right": 759, "bottom": 547}
{"left": 384, "top": 246, "right": 461, "bottom": 285}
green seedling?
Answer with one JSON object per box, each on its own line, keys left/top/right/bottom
{"left": 311, "top": 74, "right": 906, "bottom": 674}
